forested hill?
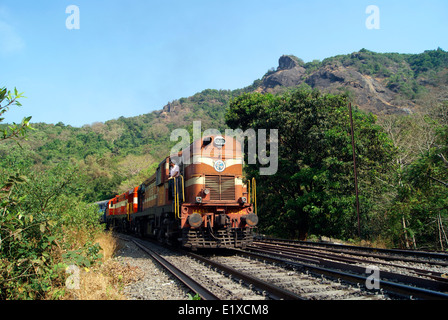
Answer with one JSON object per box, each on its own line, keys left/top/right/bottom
{"left": 1, "top": 48, "right": 448, "bottom": 201}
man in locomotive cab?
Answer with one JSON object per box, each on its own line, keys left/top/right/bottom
{"left": 170, "top": 158, "right": 180, "bottom": 178}
{"left": 168, "top": 156, "right": 180, "bottom": 200}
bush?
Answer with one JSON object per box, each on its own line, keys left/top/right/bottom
{"left": 0, "top": 170, "right": 105, "bottom": 299}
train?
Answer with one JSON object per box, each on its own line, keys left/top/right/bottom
{"left": 102, "top": 134, "right": 258, "bottom": 249}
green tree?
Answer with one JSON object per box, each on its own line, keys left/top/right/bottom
{"left": 391, "top": 107, "right": 448, "bottom": 250}
{"left": 0, "top": 87, "right": 33, "bottom": 143}
{"left": 377, "top": 102, "right": 448, "bottom": 249}
{"left": 226, "top": 88, "right": 396, "bottom": 240}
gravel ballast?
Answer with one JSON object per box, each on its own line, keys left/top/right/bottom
{"left": 113, "top": 239, "right": 190, "bottom": 300}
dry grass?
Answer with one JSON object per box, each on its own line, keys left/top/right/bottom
{"left": 63, "top": 265, "right": 126, "bottom": 300}
{"left": 95, "top": 231, "right": 120, "bottom": 262}
{"left": 358, "top": 237, "right": 390, "bottom": 249}
{"left": 310, "top": 235, "right": 392, "bottom": 249}
{"left": 62, "top": 231, "right": 143, "bottom": 300}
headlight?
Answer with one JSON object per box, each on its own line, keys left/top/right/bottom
{"left": 203, "top": 188, "right": 210, "bottom": 195}
{"left": 188, "top": 213, "right": 203, "bottom": 228}
{"left": 195, "top": 196, "right": 202, "bottom": 203}
{"left": 242, "top": 213, "right": 258, "bottom": 227}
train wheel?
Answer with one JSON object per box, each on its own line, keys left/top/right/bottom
{"left": 155, "top": 228, "right": 163, "bottom": 243}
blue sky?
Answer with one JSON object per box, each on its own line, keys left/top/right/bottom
{"left": 1, "top": 0, "right": 447, "bottom": 127}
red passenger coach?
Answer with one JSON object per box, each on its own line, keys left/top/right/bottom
{"left": 105, "top": 135, "right": 257, "bottom": 249}
{"left": 106, "top": 187, "right": 138, "bottom": 229}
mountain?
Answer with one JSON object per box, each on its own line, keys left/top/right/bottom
{"left": 257, "top": 48, "right": 448, "bottom": 115}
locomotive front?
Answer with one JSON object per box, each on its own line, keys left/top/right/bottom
{"left": 178, "top": 135, "right": 258, "bottom": 249}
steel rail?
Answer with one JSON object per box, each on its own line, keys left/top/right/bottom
{"left": 259, "top": 238, "right": 448, "bottom": 263}
{"left": 237, "top": 247, "right": 448, "bottom": 300}
{"left": 131, "top": 239, "right": 220, "bottom": 300}
{"left": 249, "top": 244, "right": 448, "bottom": 292}
{"left": 252, "top": 242, "right": 448, "bottom": 283}
{"left": 185, "top": 251, "right": 305, "bottom": 300}
{"left": 132, "top": 236, "right": 304, "bottom": 300}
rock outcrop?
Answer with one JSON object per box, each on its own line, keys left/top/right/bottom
{"left": 262, "top": 55, "right": 306, "bottom": 89}
{"left": 258, "top": 54, "right": 418, "bottom": 115}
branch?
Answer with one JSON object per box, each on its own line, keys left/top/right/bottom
{"left": 438, "top": 153, "right": 448, "bottom": 169}
{"left": 428, "top": 175, "right": 448, "bottom": 188}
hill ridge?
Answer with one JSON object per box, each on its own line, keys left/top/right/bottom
{"left": 256, "top": 48, "right": 448, "bottom": 115}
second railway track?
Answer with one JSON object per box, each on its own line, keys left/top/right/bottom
{"left": 244, "top": 238, "right": 448, "bottom": 300}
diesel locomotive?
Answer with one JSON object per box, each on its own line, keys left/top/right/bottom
{"left": 105, "top": 134, "right": 258, "bottom": 249}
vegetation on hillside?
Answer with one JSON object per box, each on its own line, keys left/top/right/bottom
{"left": 314, "top": 48, "right": 448, "bottom": 100}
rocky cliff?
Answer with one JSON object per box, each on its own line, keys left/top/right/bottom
{"left": 257, "top": 49, "right": 448, "bottom": 115}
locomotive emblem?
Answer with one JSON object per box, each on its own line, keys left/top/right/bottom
{"left": 214, "top": 160, "right": 226, "bottom": 172}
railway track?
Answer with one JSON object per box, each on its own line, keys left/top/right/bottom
{"left": 115, "top": 233, "right": 448, "bottom": 300}
{"left": 245, "top": 238, "right": 448, "bottom": 300}
{"left": 202, "top": 251, "right": 385, "bottom": 300}
{"left": 115, "top": 235, "right": 391, "bottom": 300}
{"left": 258, "top": 237, "right": 448, "bottom": 264}
{"left": 120, "top": 236, "right": 269, "bottom": 300}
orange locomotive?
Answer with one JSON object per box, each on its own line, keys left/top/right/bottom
{"left": 105, "top": 135, "right": 258, "bottom": 249}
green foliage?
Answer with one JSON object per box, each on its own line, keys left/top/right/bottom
{"left": 408, "top": 47, "right": 448, "bottom": 75}
{"left": 0, "top": 161, "right": 105, "bottom": 299}
{"left": 62, "top": 242, "right": 103, "bottom": 268}
{"left": 227, "top": 86, "right": 447, "bottom": 249}
{"left": 385, "top": 105, "right": 448, "bottom": 250}
{"left": 0, "top": 87, "right": 34, "bottom": 143}
{"left": 226, "top": 88, "right": 396, "bottom": 240}
{"left": 0, "top": 87, "right": 105, "bottom": 299}
{"left": 320, "top": 48, "right": 448, "bottom": 100}
{"left": 187, "top": 293, "right": 201, "bottom": 300}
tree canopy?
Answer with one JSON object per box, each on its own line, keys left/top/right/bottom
{"left": 226, "top": 88, "right": 397, "bottom": 240}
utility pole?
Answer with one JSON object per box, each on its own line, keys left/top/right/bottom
{"left": 348, "top": 103, "right": 361, "bottom": 238}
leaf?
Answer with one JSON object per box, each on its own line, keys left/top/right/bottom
{"left": 47, "top": 220, "right": 56, "bottom": 227}
{"left": 0, "top": 87, "right": 6, "bottom": 100}
{"left": 13, "top": 229, "right": 23, "bottom": 241}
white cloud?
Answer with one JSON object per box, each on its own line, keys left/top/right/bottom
{"left": 0, "top": 20, "right": 25, "bottom": 55}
